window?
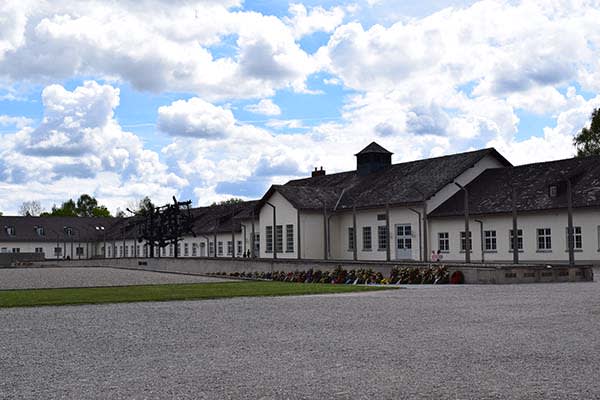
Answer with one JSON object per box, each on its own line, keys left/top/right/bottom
{"left": 54, "top": 247, "right": 62, "bottom": 255}
{"left": 377, "top": 226, "right": 388, "bottom": 251}
{"left": 265, "top": 226, "right": 273, "bottom": 253}
{"left": 286, "top": 224, "right": 294, "bottom": 252}
{"left": 254, "top": 233, "right": 260, "bottom": 255}
{"left": 484, "top": 230, "right": 497, "bottom": 251}
{"left": 76, "top": 247, "right": 84, "bottom": 256}
{"left": 35, "top": 247, "right": 43, "bottom": 253}
{"left": 35, "top": 226, "right": 45, "bottom": 236}
{"left": 565, "top": 226, "right": 582, "bottom": 250}
{"left": 177, "top": 243, "right": 181, "bottom": 256}
{"left": 227, "top": 241, "right": 233, "bottom": 255}
{"left": 107, "top": 246, "right": 111, "bottom": 257}
{"left": 237, "top": 240, "right": 242, "bottom": 255}
{"left": 144, "top": 245, "right": 148, "bottom": 257}
{"left": 348, "top": 227, "right": 355, "bottom": 250}
{"left": 209, "top": 242, "right": 215, "bottom": 256}
{"left": 12, "top": 248, "right": 20, "bottom": 253}
{"left": 162, "top": 247, "right": 166, "bottom": 256}
{"left": 377, "top": 213, "right": 387, "bottom": 221}
{"left": 438, "top": 232, "right": 449, "bottom": 252}
{"left": 549, "top": 185, "right": 558, "bottom": 197}
{"left": 5, "top": 226, "right": 15, "bottom": 236}
{"left": 184, "top": 243, "right": 189, "bottom": 256}
{"left": 120, "top": 246, "right": 123, "bottom": 257}
{"left": 509, "top": 229, "right": 523, "bottom": 251}
{"left": 124, "top": 245, "right": 128, "bottom": 257}
{"left": 64, "top": 227, "right": 73, "bottom": 237}
{"left": 217, "top": 241, "right": 223, "bottom": 256}
{"left": 537, "top": 228, "right": 552, "bottom": 250}
{"left": 275, "top": 225, "right": 283, "bottom": 253}
{"left": 169, "top": 244, "right": 173, "bottom": 257}
{"left": 136, "top": 245, "right": 140, "bottom": 256}
{"left": 460, "top": 231, "right": 472, "bottom": 252}
{"left": 362, "top": 226, "right": 372, "bottom": 251}
{"left": 192, "top": 243, "right": 198, "bottom": 256}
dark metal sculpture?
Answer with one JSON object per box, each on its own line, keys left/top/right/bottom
{"left": 128, "top": 197, "right": 196, "bottom": 258}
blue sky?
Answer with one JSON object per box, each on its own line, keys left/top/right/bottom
{"left": 0, "top": 0, "right": 599, "bottom": 214}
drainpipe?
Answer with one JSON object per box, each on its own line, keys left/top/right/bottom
{"left": 352, "top": 205, "right": 357, "bottom": 261}
{"left": 297, "top": 209, "right": 301, "bottom": 260}
{"left": 385, "top": 203, "right": 391, "bottom": 262}
{"left": 454, "top": 182, "right": 471, "bottom": 263}
{"left": 408, "top": 208, "right": 422, "bottom": 262}
{"left": 566, "top": 177, "right": 575, "bottom": 266}
{"left": 251, "top": 210, "right": 256, "bottom": 258}
{"left": 412, "top": 187, "right": 429, "bottom": 263}
{"left": 511, "top": 184, "right": 519, "bottom": 264}
{"left": 474, "top": 219, "right": 484, "bottom": 263}
{"left": 265, "top": 202, "right": 277, "bottom": 259}
{"left": 231, "top": 210, "right": 235, "bottom": 258}
{"left": 322, "top": 205, "right": 328, "bottom": 260}
{"left": 241, "top": 224, "right": 247, "bottom": 257}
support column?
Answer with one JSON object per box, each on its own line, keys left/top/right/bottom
{"left": 385, "top": 203, "right": 391, "bottom": 262}
{"left": 323, "top": 206, "right": 328, "bottom": 260}
{"left": 567, "top": 178, "right": 575, "bottom": 266}
{"left": 352, "top": 205, "right": 357, "bottom": 261}
{"left": 297, "top": 210, "right": 301, "bottom": 260}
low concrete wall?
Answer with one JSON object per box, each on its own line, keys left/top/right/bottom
{"left": 0, "top": 252, "right": 45, "bottom": 267}
{"left": 35, "top": 257, "right": 594, "bottom": 284}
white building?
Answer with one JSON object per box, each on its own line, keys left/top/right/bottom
{"left": 1, "top": 142, "right": 598, "bottom": 265}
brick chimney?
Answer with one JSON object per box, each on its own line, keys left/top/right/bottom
{"left": 311, "top": 166, "right": 326, "bottom": 177}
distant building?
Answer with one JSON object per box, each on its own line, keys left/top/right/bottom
{"left": 1, "top": 143, "right": 598, "bottom": 264}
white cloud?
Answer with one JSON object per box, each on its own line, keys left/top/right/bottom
{"left": 158, "top": 98, "right": 235, "bottom": 138}
{"left": 0, "top": 1, "right": 317, "bottom": 100}
{"left": 244, "top": 99, "right": 281, "bottom": 116}
{"left": 0, "top": 114, "right": 32, "bottom": 129}
{"left": 284, "top": 3, "right": 345, "bottom": 40}
{"left": 0, "top": 80, "right": 186, "bottom": 214}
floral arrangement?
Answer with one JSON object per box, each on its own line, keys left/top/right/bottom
{"left": 208, "top": 264, "right": 450, "bottom": 285}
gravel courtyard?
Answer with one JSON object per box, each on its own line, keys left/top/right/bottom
{"left": 1, "top": 280, "right": 599, "bottom": 399}
{"left": 0, "top": 267, "right": 231, "bottom": 289}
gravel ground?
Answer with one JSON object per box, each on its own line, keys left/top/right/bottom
{"left": 0, "top": 267, "right": 231, "bottom": 289}
{"left": 1, "top": 281, "right": 599, "bottom": 399}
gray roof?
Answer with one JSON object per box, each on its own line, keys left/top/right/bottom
{"left": 261, "top": 147, "right": 510, "bottom": 211}
{"left": 0, "top": 216, "right": 118, "bottom": 243}
{"left": 430, "top": 154, "right": 600, "bottom": 217}
{"left": 355, "top": 142, "right": 393, "bottom": 155}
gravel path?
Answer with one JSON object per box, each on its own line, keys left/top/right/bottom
{"left": 0, "top": 267, "right": 231, "bottom": 289}
{"left": 1, "top": 282, "right": 599, "bottom": 399}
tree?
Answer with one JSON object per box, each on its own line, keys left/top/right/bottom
{"left": 40, "top": 195, "right": 111, "bottom": 217}
{"left": 210, "top": 197, "right": 244, "bottom": 207}
{"left": 19, "top": 200, "right": 43, "bottom": 216}
{"left": 574, "top": 108, "right": 600, "bottom": 157}
{"left": 76, "top": 194, "right": 99, "bottom": 217}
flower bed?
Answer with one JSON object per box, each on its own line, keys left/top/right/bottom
{"left": 208, "top": 265, "right": 449, "bottom": 285}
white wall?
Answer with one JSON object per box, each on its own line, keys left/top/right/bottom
{"left": 0, "top": 241, "right": 93, "bottom": 259}
{"left": 258, "top": 191, "right": 299, "bottom": 259}
{"left": 429, "top": 209, "right": 600, "bottom": 263}
{"left": 330, "top": 207, "right": 423, "bottom": 261}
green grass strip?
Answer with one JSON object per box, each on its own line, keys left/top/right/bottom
{"left": 0, "top": 281, "right": 395, "bottom": 308}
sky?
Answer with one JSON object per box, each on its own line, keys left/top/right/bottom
{"left": 0, "top": 0, "right": 599, "bottom": 215}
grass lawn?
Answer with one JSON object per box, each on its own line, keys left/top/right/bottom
{"left": 0, "top": 281, "right": 395, "bottom": 308}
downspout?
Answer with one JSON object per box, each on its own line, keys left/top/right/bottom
{"left": 474, "top": 219, "right": 484, "bottom": 263}
{"left": 265, "top": 202, "right": 277, "bottom": 259}
{"left": 454, "top": 182, "right": 471, "bottom": 263}
{"left": 352, "top": 204, "right": 357, "bottom": 261}
{"left": 297, "top": 209, "right": 301, "bottom": 260}
{"left": 511, "top": 183, "right": 519, "bottom": 264}
{"left": 566, "top": 177, "right": 575, "bottom": 266}
{"left": 251, "top": 210, "right": 256, "bottom": 258}
{"left": 385, "top": 203, "right": 391, "bottom": 262}
{"left": 408, "top": 208, "right": 422, "bottom": 262}
{"left": 327, "top": 188, "right": 347, "bottom": 261}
